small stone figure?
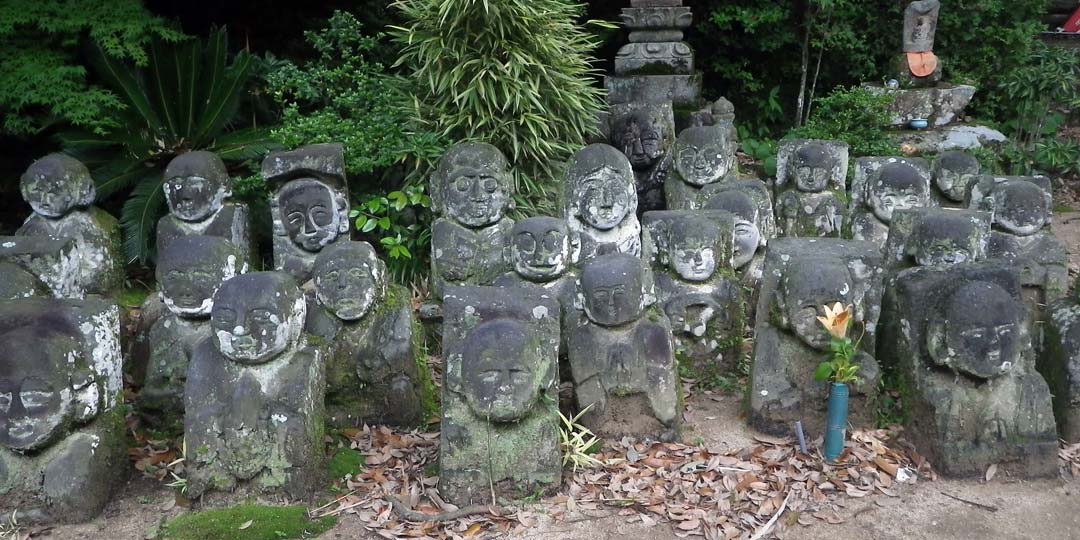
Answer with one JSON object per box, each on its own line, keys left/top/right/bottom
{"left": 565, "top": 144, "right": 641, "bottom": 262}
{"left": 264, "top": 144, "right": 350, "bottom": 282}
{"left": 157, "top": 151, "right": 254, "bottom": 264}
{"left": 931, "top": 151, "right": 980, "bottom": 206}
{"left": 139, "top": 237, "right": 245, "bottom": 427}
{"left": 0, "top": 236, "right": 79, "bottom": 298}
{"left": 878, "top": 263, "right": 1058, "bottom": 477}
{"left": 0, "top": 298, "right": 125, "bottom": 523}
{"left": 610, "top": 103, "right": 675, "bottom": 213}
{"left": 16, "top": 154, "right": 122, "bottom": 296}
{"left": 896, "top": 0, "right": 942, "bottom": 86}
{"left": 185, "top": 272, "right": 325, "bottom": 498}
{"left": 851, "top": 157, "right": 934, "bottom": 248}
{"left": 569, "top": 254, "right": 680, "bottom": 440}
{"left": 773, "top": 140, "right": 849, "bottom": 238}
{"left": 643, "top": 211, "right": 745, "bottom": 373}
{"left": 750, "top": 239, "right": 884, "bottom": 435}
{"left": 882, "top": 208, "right": 991, "bottom": 271}
{"left": 967, "top": 176, "right": 1068, "bottom": 344}
{"left": 440, "top": 286, "right": 561, "bottom": 505}
{"left": 309, "top": 242, "right": 430, "bottom": 427}
{"left": 430, "top": 142, "right": 515, "bottom": 298}
{"left": 703, "top": 190, "right": 766, "bottom": 279}
{"left": 664, "top": 125, "right": 738, "bottom": 210}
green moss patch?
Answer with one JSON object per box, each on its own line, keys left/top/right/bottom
{"left": 328, "top": 448, "right": 365, "bottom": 480}
{"left": 159, "top": 505, "right": 335, "bottom": 540}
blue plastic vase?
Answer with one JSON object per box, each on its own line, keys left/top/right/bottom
{"left": 823, "top": 382, "right": 849, "bottom": 462}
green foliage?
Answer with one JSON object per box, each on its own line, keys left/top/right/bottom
{"left": 266, "top": 11, "right": 443, "bottom": 177}
{"left": 739, "top": 127, "right": 778, "bottom": 178}
{"left": 814, "top": 337, "right": 861, "bottom": 385}
{"left": 0, "top": 0, "right": 185, "bottom": 136}
{"left": 788, "top": 86, "right": 896, "bottom": 157}
{"left": 159, "top": 505, "right": 335, "bottom": 540}
{"left": 60, "top": 28, "right": 276, "bottom": 264}
{"left": 390, "top": 0, "right": 610, "bottom": 211}
{"left": 327, "top": 448, "right": 365, "bottom": 480}
{"left": 349, "top": 184, "right": 432, "bottom": 284}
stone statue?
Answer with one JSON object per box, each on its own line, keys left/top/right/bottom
{"left": 139, "top": 236, "right": 245, "bottom": 428}
{"left": 16, "top": 154, "right": 122, "bottom": 296}
{"left": 264, "top": 144, "right": 350, "bottom": 282}
{"left": 157, "top": 151, "right": 254, "bottom": 264}
{"left": 664, "top": 125, "right": 738, "bottom": 210}
{"left": 0, "top": 298, "right": 125, "bottom": 523}
{"left": 877, "top": 263, "right": 1057, "bottom": 477}
{"left": 883, "top": 208, "right": 991, "bottom": 271}
{"left": 1045, "top": 279, "right": 1080, "bottom": 442}
{"left": 430, "top": 142, "right": 515, "bottom": 299}
{"left": 851, "top": 157, "right": 934, "bottom": 248}
{"left": 773, "top": 140, "right": 849, "bottom": 238}
{"left": 309, "top": 242, "right": 430, "bottom": 427}
{"left": 185, "top": 272, "right": 325, "bottom": 498}
{"left": 750, "top": 239, "right": 884, "bottom": 435}
{"left": 643, "top": 211, "right": 745, "bottom": 373}
{"left": 0, "top": 236, "right": 78, "bottom": 298}
{"left": 440, "top": 286, "right": 561, "bottom": 505}
{"left": 931, "top": 151, "right": 980, "bottom": 206}
{"left": 897, "top": 0, "right": 942, "bottom": 86}
{"left": 609, "top": 103, "right": 675, "bottom": 213}
{"left": 569, "top": 254, "right": 679, "bottom": 440}
{"left": 565, "top": 143, "right": 641, "bottom": 262}
{"left": 605, "top": 0, "right": 703, "bottom": 107}
{"left": 703, "top": 189, "right": 766, "bottom": 281}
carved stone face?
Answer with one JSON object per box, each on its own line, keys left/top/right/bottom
{"left": 461, "top": 319, "right": 539, "bottom": 423}
{"left": 277, "top": 179, "right": 347, "bottom": 252}
{"left": 0, "top": 328, "right": 80, "bottom": 451}
{"left": 911, "top": 215, "right": 978, "bottom": 267}
{"left": 674, "top": 126, "right": 734, "bottom": 186}
{"left": 993, "top": 181, "right": 1050, "bottom": 236}
{"left": 568, "top": 145, "right": 636, "bottom": 230}
{"left": 313, "top": 242, "right": 384, "bottom": 321}
{"left": 778, "top": 260, "right": 856, "bottom": 350}
{"left": 157, "top": 236, "right": 242, "bottom": 318}
{"left": 932, "top": 152, "right": 980, "bottom": 202}
{"left": 793, "top": 143, "right": 835, "bottom": 193}
{"left": 933, "top": 281, "right": 1020, "bottom": 379}
{"left": 869, "top": 162, "right": 930, "bottom": 223}
{"left": 436, "top": 143, "right": 512, "bottom": 228}
{"left": 904, "top": 0, "right": 940, "bottom": 52}
{"left": 163, "top": 151, "right": 230, "bottom": 222}
{"left": 511, "top": 218, "right": 571, "bottom": 282}
{"left": 667, "top": 217, "right": 721, "bottom": 282}
{"left": 20, "top": 154, "right": 95, "bottom": 218}
{"left": 581, "top": 254, "right": 645, "bottom": 327}
{"left": 211, "top": 273, "right": 305, "bottom": 364}
{"left": 615, "top": 110, "right": 666, "bottom": 171}
{"left": 706, "top": 191, "right": 761, "bottom": 269}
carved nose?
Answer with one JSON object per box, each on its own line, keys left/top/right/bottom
{"left": 304, "top": 214, "right": 319, "bottom": 234}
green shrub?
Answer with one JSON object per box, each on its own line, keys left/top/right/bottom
{"left": 390, "top": 0, "right": 610, "bottom": 212}
{"left": 787, "top": 86, "right": 896, "bottom": 157}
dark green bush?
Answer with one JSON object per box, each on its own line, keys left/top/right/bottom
{"left": 787, "top": 86, "right": 896, "bottom": 157}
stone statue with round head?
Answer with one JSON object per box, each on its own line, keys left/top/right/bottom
{"left": 565, "top": 144, "right": 640, "bottom": 262}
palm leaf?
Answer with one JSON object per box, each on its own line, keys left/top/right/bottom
{"left": 210, "top": 128, "right": 280, "bottom": 161}
{"left": 192, "top": 28, "right": 254, "bottom": 143}
{"left": 85, "top": 42, "right": 164, "bottom": 136}
{"left": 119, "top": 172, "right": 167, "bottom": 264}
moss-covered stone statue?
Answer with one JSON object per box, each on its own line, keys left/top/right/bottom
{"left": 882, "top": 207, "right": 991, "bottom": 272}
{"left": 609, "top": 103, "right": 675, "bottom": 214}
{"left": 565, "top": 144, "right": 641, "bottom": 263}
{"left": 184, "top": 272, "right": 325, "bottom": 498}
{"left": 703, "top": 189, "right": 768, "bottom": 291}
{"left": 664, "top": 125, "right": 738, "bottom": 210}
{"left": 439, "top": 286, "right": 561, "bottom": 505}
{"left": 773, "top": 139, "right": 849, "bottom": 238}
{"left": 0, "top": 298, "right": 126, "bottom": 523}
{"left": 16, "top": 154, "right": 122, "bottom": 296}
{"left": 851, "top": 157, "right": 935, "bottom": 248}
{"left": 930, "top": 151, "right": 980, "bottom": 207}
{"left": 569, "top": 254, "right": 680, "bottom": 440}
{"left": 307, "top": 241, "right": 432, "bottom": 427}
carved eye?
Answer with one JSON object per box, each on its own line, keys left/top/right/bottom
{"left": 480, "top": 370, "right": 501, "bottom": 384}
{"left": 515, "top": 234, "right": 536, "bottom": 253}
{"left": 287, "top": 211, "right": 304, "bottom": 227}
{"left": 19, "top": 379, "right": 54, "bottom": 412}
{"left": 250, "top": 309, "right": 274, "bottom": 324}
{"left": 542, "top": 231, "right": 561, "bottom": 250}
{"left": 326, "top": 270, "right": 340, "bottom": 281}
{"left": 482, "top": 177, "right": 498, "bottom": 193}
{"left": 0, "top": 392, "right": 11, "bottom": 413}
{"left": 995, "top": 325, "right": 1013, "bottom": 338}
{"left": 509, "top": 368, "right": 530, "bottom": 385}
{"left": 454, "top": 177, "right": 470, "bottom": 192}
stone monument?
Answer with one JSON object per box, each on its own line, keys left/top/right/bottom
{"left": 851, "top": 157, "right": 934, "bottom": 247}
{"left": 605, "top": 0, "right": 702, "bottom": 108}
{"left": 565, "top": 144, "right": 641, "bottom": 262}
{"left": 773, "top": 140, "right": 849, "bottom": 238}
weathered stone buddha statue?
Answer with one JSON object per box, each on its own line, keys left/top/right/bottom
{"left": 565, "top": 143, "right": 641, "bottom": 263}
{"left": 774, "top": 140, "right": 849, "bottom": 238}
{"left": 931, "top": 151, "right": 980, "bottom": 207}
{"left": 610, "top": 103, "right": 675, "bottom": 213}
{"left": 851, "top": 157, "right": 934, "bottom": 248}
{"left": 882, "top": 207, "right": 990, "bottom": 272}
{"left": 664, "top": 125, "right": 737, "bottom": 210}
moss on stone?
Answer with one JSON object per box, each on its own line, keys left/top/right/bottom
{"left": 411, "top": 316, "right": 439, "bottom": 424}
{"left": 159, "top": 505, "right": 336, "bottom": 540}
{"left": 327, "top": 448, "right": 365, "bottom": 481}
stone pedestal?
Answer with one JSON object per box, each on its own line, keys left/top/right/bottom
{"left": 863, "top": 83, "right": 976, "bottom": 127}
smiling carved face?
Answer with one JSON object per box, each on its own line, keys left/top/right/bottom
{"left": 313, "top": 242, "right": 384, "bottom": 321}
{"left": 0, "top": 328, "right": 81, "bottom": 451}
{"left": 277, "top": 179, "right": 345, "bottom": 252}
{"left": 211, "top": 273, "right": 304, "bottom": 364}
{"left": 461, "top": 319, "right": 539, "bottom": 423}
{"left": 511, "top": 218, "right": 571, "bottom": 281}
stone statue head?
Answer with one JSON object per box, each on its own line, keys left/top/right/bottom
{"left": 20, "top": 154, "right": 96, "bottom": 218}
{"left": 673, "top": 125, "right": 735, "bottom": 187}
{"left": 903, "top": 0, "right": 940, "bottom": 53}
{"left": 312, "top": 241, "right": 386, "bottom": 322}
{"left": 777, "top": 259, "right": 858, "bottom": 350}
{"left": 792, "top": 142, "right": 837, "bottom": 193}
{"left": 868, "top": 162, "right": 930, "bottom": 223}
{"left": 211, "top": 272, "right": 306, "bottom": 364}
{"left": 580, "top": 254, "right": 645, "bottom": 327}
{"left": 157, "top": 236, "right": 244, "bottom": 318}
{"left": 274, "top": 179, "right": 350, "bottom": 252}
{"left": 461, "top": 318, "right": 541, "bottom": 423}
{"left": 612, "top": 109, "right": 670, "bottom": 171}
{"left": 0, "top": 262, "right": 44, "bottom": 300}
{"left": 928, "top": 281, "right": 1021, "bottom": 379}
{"left": 910, "top": 213, "right": 980, "bottom": 267}
{"left": 163, "top": 151, "right": 231, "bottom": 222}
{"left": 0, "top": 326, "right": 88, "bottom": 451}
{"left": 664, "top": 215, "right": 723, "bottom": 282}
{"left": 566, "top": 144, "right": 636, "bottom": 231}
{"left": 432, "top": 142, "right": 513, "bottom": 228}
{"left": 510, "top": 217, "right": 575, "bottom": 282}
{"left": 932, "top": 152, "right": 980, "bottom": 202}
{"left": 991, "top": 181, "right": 1051, "bottom": 236}
{"left": 705, "top": 190, "right": 762, "bottom": 269}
